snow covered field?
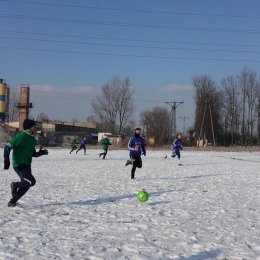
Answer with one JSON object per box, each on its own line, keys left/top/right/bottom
{"left": 0, "top": 149, "right": 260, "bottom": 260}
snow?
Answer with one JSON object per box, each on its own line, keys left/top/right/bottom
{"left": 1, "top": 149, "right": 260, "bottom": 260}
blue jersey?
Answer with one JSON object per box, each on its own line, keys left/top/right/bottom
{"left": 80, "top": 139, "right": 87, "bottom": 147}
{"left": 128, "top": 136, "right": 146, "bottom": 156}
{"left": 172, "top": 138, "right": 182, "bottom": 155}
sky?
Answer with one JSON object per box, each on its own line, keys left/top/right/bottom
{"left": 1, "top": 0, "right": 260, "bottom": 131}
{"left": 1, "top": 149, "right": 260, "bottom": 259}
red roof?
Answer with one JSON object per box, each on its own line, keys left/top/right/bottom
{"left": 0, "top": 123, "right": 17, "bottom": 131}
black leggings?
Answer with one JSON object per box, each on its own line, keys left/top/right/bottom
{"left": 131, "top": 155, "right": 142, "bottom": 179}
{"left": 70, "top": 146, "right": 77, "bottom": 153}
{"left": 76, "top": 146, "right": 86, "bottom": 154}
{"left": 10, "top": 165, "right": 36, "bottom": 203}
{"left": 100, "top": 148, "right": 108, "bottom": 159}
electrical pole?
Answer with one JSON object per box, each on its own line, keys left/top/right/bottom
{"left": 198, "top": 99, "right": 216, "bottom": 147}
{"left": 179, "top": 116, "right": 189, "bottom": 135}
{"left": 165, "top": 101, "right": 183, "bottom": 139}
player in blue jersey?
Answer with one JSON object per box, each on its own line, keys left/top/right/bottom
{"left": 172, "top": 134, "right": 183, "bottom": 166}
{"left": 125, "top": 128, "right": 146, "bottom": 179}
{"left": 76, "top": 137, "right": 87, "bottom": 155}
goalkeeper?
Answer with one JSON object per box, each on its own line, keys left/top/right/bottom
{"left": 3, "top": 119, "right": 48, "bottom": 207}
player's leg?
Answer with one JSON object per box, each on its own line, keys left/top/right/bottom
{"left": 136, "top": 156, "right": 142, "bottom": 169}
{"left": 8, "top": 166, "right": 36, "bottom": 206}
{"left": 177, "top": 152, "right": 182, "bottom": 165}
{"left": 125, "top": 155, "right": 132, "bottom": 166}
{"left": 102, "top": 148, "right": 108, "bottom": 159}
{"left": 131, "top": 155, "right": 137, "bottom": 179}
{"left": 76, "top": 147, "right": 82, "bottom": 154}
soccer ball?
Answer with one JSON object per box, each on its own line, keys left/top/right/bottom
{"left": 137, "top": 190, "right": 149, "bottom": 202}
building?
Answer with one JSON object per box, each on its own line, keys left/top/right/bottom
{"left": 6, "top": 121, "right": 98, "bottom": 146}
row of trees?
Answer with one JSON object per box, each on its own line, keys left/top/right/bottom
{"left": 93, "top": 68, "right": 260, "bottom": 147}
{"left": 8, "top": 67, "right": 260, "bottom": 146}
{"left": 90, "top": 76, "right": 173, "bottom": 143}
{"left": 193, "top": 66, "right": 260, "bottom": 147}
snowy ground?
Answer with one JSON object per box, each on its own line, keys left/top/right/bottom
{"left": 0, "top": 148, "right": 260, "bottom": 260}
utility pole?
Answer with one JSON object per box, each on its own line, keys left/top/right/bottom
{"left": 165, "top": 101, "right": 183, "bottom": 139}
{"left": 198, "top": 99, "right": 216, "bottom": 147}
{"left": 179, "top": 116, "right": 189, "bottom": 135}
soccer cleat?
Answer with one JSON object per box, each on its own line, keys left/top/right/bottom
{"left": 99, "top": 154, "right": 101, "bottom": 158}
{"left": 125, "top": 159, "right": 131, "bottom": 166}
{"left": 164, "top": 155, "right": 167, "bottom": 159}
{"left": 11, "top": 182, "right": 17, "bottom": 197}
{"left": 8, "top": 201, "right": 17, "bottom": 207}
{"left": 171, "top": 155, "right": 175, "bottom": 158}
{"left": 178, "top": 163, "right": 183, "bottom": 166}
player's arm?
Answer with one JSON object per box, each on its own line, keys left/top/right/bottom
{"left": 128, "top": 138, "right": 135, "bottom": 151}
{"left": 33, "top": 146, "right": 49, "bottom": 157}
{"left": 3, "top": 143, "right": 12, "bottom": 169}
{"left": 141, "top": 140, "right": 146, "bottom": 156}
{"left": 178, "top": 140, "right": 183, "bottom": 150}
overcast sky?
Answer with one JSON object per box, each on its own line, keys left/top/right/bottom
{"left": 1, "top": 0, "right": 260, "bottom": 131}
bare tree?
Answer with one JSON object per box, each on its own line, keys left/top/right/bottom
{"left": 121, "top": 119, "right": 136, "bottom": 137}
{"left": 8, "top": 87, "right": 20, "bottom": 121}
{"left": 86, "top": 115, "right": 96, "bottom": 122}
{"left": 220, "top": 75, "right": 240, "bottom": 146}
{"left": 246, "top": 71, "right": 257, "bottom": 146}
{"left": 116, "top": 77, "right": 135, "bottom": 134}
{"left": 91, "top": 76, "right": 135, "bottom": 134}
{"left": 256, "top": 77, "right": 260, "bottom": 146}
{"left": 37, "top": 112, "right": 50, "bottom": 122}
{"left": 71, "top": 118, "right": 79, "bottom": 123}
{"left": 139, "top": 106, "right": 170, "bottom": 144}
{"left": 237, "top": 66, "right": 257, "bottom": 146}
{"left": 192, "top": 75, "right": 221, "bottom": 145}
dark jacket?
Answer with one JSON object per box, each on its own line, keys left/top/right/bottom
{"left": 173, "top": 138, "right": 182, "bottom": 153}
{"left": 101, "top": 138, "right": 111, "bottom": 149}
{"left": 80, "top": 139, "right": 87, "bottom": 147}
{"left": 4, "top": 131, "right": 37, "bottom": 167}
{"left": 128, "top": 135, "right": 146, "bottom": 156}
{"left": 71, "top": 139, "right": 77, "bottom": 147}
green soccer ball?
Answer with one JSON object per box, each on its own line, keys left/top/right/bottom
{"left": 137, "top": 190, "right": 149, "bottom": 202}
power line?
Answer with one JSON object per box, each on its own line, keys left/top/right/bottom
{"left": 2, "top": 35, "right": 260, "bottom": 54}
{"left": 1, "top": 0, "right": 259, "bottom": 19}
{"left": 28, "top": 89, "right": 167, "bottom": 103}
{"left": 1, "top": 46, "right": 260, "bottom": 63}
{"left": 2, "top": 29, "right": 260, "bottom": 49}
{"left": 1, "top": 13, "right": 260, "bottom": 34}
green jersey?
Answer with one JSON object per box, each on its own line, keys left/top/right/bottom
{"left": 71, "top": 139, "right": 77, "bottom": 147}
{"left": 101, "top": 138, "right": 111, "bottom": 149}
{"left": 6, "top": 131, "right": 37, "bottom": 167}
